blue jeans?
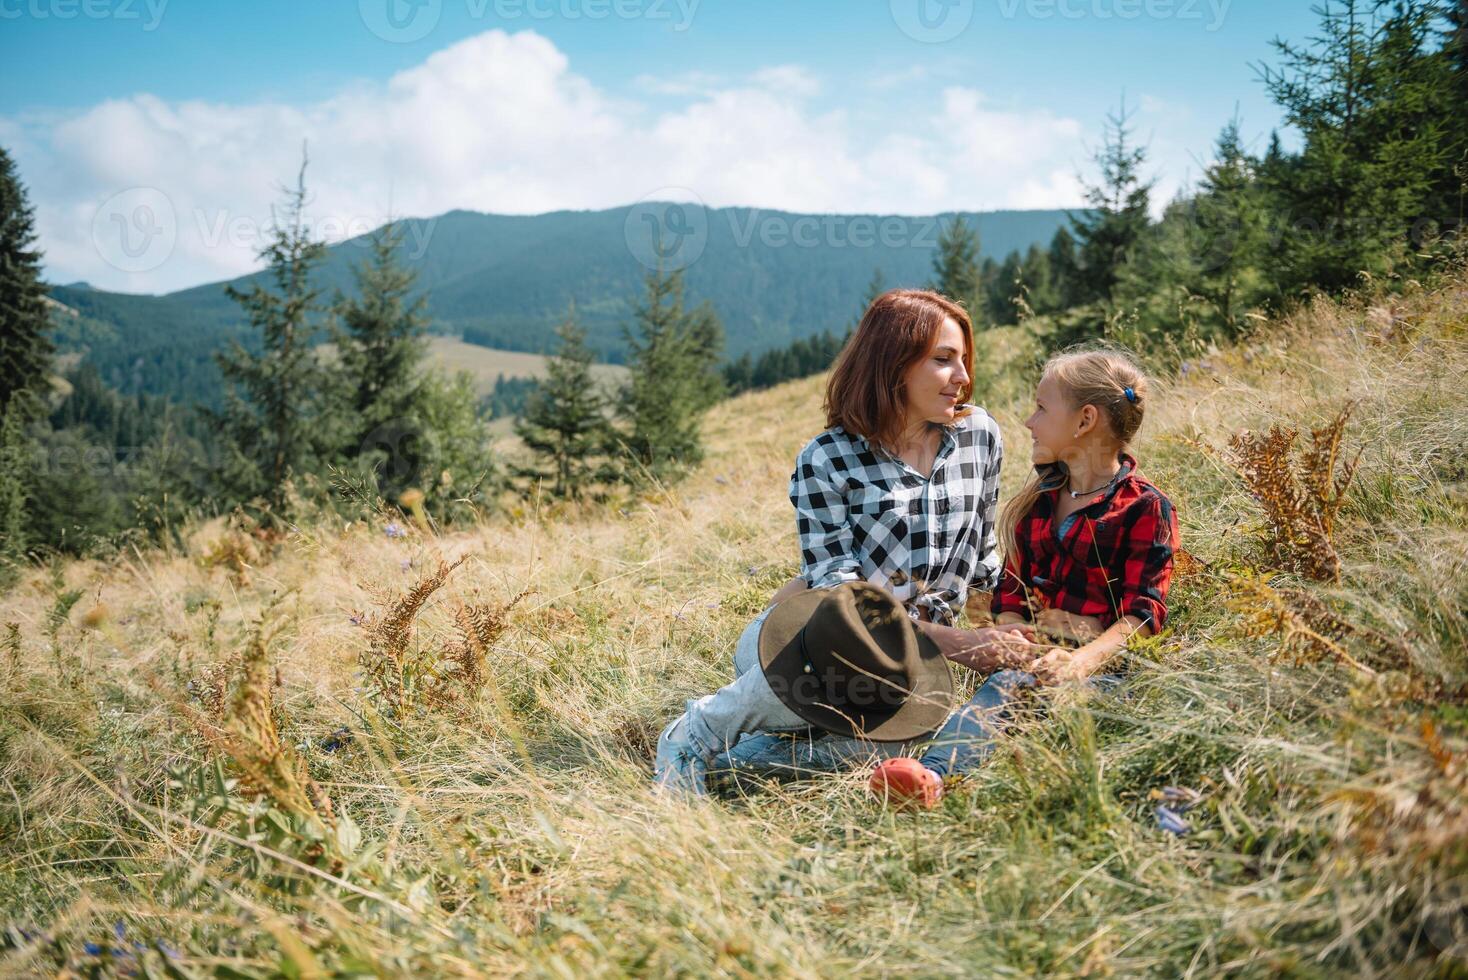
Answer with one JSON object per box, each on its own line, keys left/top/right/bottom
{"left": 702, "top": 608, "right": 914, "bottom": 781}
{"left": 917, "top": 669, "right": 1123, "bottom": 777}
{"left": 710, "top": 614, "right": 1124, "bottom": 781}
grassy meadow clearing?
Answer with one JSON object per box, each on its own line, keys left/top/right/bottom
{"left": 2, "top": 269, "right": 1466, "bottom": 977}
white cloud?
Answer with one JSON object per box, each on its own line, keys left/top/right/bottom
{"left": 630, "top": 69, "right": 724, "bottom": 98}
{"left": 6, "top": 29, "right": 1096, "bottom": 293}
{"left": 749, "top": 65, "right": 822, "bottom": 99}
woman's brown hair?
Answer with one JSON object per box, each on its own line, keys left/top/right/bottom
{"left": 824, "top": 288, "right": 976, "bottom": 454}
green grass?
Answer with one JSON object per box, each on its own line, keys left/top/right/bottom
{"left": 1, "top": 270, "right": 1466, "bottom": 976}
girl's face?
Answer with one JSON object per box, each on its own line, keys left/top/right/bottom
{"left": 1024, "top": 372, "right": 1084, "bottom": 465}
{"left": 901, "top": 316, "right": 970, "bottom": 426}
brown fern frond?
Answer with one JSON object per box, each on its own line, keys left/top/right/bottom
{"left": 1224, "top": 571, "right": 1377, "bottom": 675}
{"left": 3, "top": 622, "right": 20, "bottom": 674}
{"left": 442, "top": 588, "right": 531, "bottom": 703}
{"left": 362, "top": 554, "right": 468, "bottom": 711}
{"left": 1225, "top": 402, "right": 1359, "bottom": 580}
{"left": 222, "top": 620, "right": 329, "bottom": 824}
{"left": 193, "top": 659, "right": 235, "bottom": 721}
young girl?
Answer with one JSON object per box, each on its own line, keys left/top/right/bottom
{"left": 869, "top": 348, "right": 1180, "bottom": 807}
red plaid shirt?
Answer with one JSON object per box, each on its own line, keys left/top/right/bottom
{"left": 991, "top": 454, "right": 1179, "bottom": 630}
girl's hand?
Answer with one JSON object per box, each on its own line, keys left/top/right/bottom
{"left": 1026, "top": 647, "right": 1095, "bottom": 685}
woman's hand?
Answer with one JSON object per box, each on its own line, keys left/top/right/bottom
{"left": 975, "top": 624, "right": 1043, "bottom": 669}
{"left": 921, "top": 621, "right": 1043, "bottom": 673}
{"left": 764, "top": 575, "right": 809, "bottom": 611}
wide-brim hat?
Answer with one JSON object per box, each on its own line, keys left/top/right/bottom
{"left": 758, "top": 581, "right": 955, "bottom": 742}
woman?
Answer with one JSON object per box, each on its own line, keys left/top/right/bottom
{"left": 707, "top": 289, "right": 1037, "bottom": 781}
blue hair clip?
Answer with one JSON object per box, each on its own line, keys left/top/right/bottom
{"left": 1123, "top": 386, "right": 1137, "bottom": 403}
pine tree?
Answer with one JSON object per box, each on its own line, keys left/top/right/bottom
{"left": 985, "top": 250, "right": 1025, "bottom": 325}
{"left": 513, "top": 306, "right": 619, "bottom": 501}
{"left": 0, "top": 146, "right": 53, "bottom": 423}
{"left": 1045, "top": 226, "right": 1082, "bottom": 311}
{"left": 1017, "top": 242, "right": 1056, "bottom": 316}
{"left": 1257, "top": 0, "right": 1457, "bottom": 292}
{"left": 331, "top": 221, "right": 436, "bottom": 501}
{"left": 335, "top": 222, "right": 427, "bottom": 431}
{"left": 619, "top": 263, "right": 724, "bottom": 483}
{"left": 722, "top": 353, "right": 755, "bottom": 395}
{"left": 685, "top": 300, "right": 727, "bottom": 412}
{"left": 205, "top": 154, "right": 331, "bottom": 516}
{"left": 931, "top": 216, "right": 983, "bottom": 323}
{"left": 1442, "top": 0, "right": 1468, "bottom": 228}
{"left": 1070, "top": 98, "right": 1154, "bottom": 313}
{"left": 1181, "top": 117, "right": 1275, "bottom": 336}
{"left": 0, "top": 409, "right": 27, "bottom": 565}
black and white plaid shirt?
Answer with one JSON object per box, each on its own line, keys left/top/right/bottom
{"left": 788, "top": 405, "right": 1004, "bottom": 626}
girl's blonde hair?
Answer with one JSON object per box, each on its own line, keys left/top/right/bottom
{"left": 997, "top": 347, "right": 1151, "bottom": 560}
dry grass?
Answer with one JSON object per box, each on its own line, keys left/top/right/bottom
{"left": 1, "top": 269, "right": 1466, "bottom": 975}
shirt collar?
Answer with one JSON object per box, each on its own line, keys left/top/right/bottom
{"left": 1037, "top": 452, "right": 1138, "bottom": 506}
{"left": 855, "top": 420, "right": 959, "bottom": 469}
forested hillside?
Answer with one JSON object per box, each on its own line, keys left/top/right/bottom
{"left": 48, "top": 206, "right": 1073, "bottom": 406}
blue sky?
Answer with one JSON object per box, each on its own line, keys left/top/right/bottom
{"left": 0, "top": 0, "right": 1325, "bottom": 292}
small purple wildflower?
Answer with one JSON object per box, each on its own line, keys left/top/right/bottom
{"left": 400, "top": 558, "right": 413, "bottom": 571}
{"left": 385, "top": 522, "right": 406, "bottom": 539}
{"left": 1154, "top": 805, "right": 1191, "bottom": 836}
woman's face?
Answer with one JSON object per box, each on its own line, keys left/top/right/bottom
{"left": 1023, "top": 372, "right": 1082, "bottom": 465}
{"left": 901, "top": 316, "right": 970, "bottom": 426}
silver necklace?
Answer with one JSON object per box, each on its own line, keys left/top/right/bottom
{"left": 1067, "top": 469, "right": 1121, "bottom": 499}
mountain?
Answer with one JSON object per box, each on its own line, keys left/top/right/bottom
{"left": 48, "top": 205, "right": 1076, "bottom": 407}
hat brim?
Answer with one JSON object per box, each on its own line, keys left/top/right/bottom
{"left": 757, "top": 587, "right": 955, "bottom": 742}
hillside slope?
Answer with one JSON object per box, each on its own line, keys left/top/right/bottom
{"left": 2, "top": 273, "right": 1466, "bottom": 975}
